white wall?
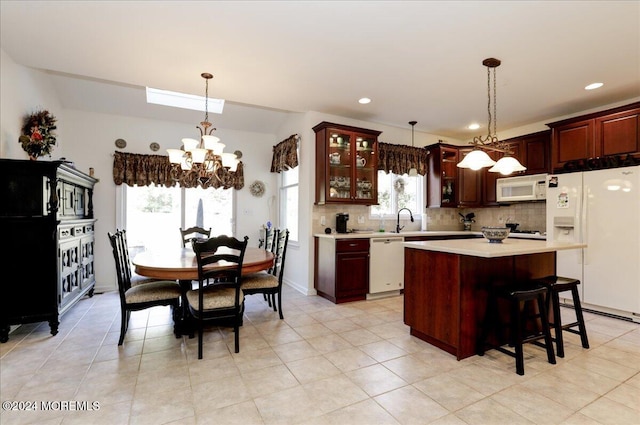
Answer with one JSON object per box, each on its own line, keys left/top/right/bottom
{"left": 0, "top": 48, "right": 64, "bottom": 159}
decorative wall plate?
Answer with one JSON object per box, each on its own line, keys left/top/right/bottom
{"left": 115, "top": 138, "right": 127, "bottom": 149}
{"left": 249, "top": 180, "right": 266, "bottom": 197}
{"left": 150, "top": 142, "right": 160, "bottom": 152}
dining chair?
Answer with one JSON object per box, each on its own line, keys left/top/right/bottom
{"left": 242, "top": 229, "right": 290, "bottom": 319}
{"left": 119, "top": 228, "right": 162, "bottom": 286}
{"left": 258, "top": 226, "right": 276, "bottom": 251}
{"left": 108, "top": 230, "right": 182, "bottom": 345}
{"left": 188, "top": 235, "right": 249, "bottom": 359}
{"left": 180, "top": 226, "right": 212, "bottom": 247}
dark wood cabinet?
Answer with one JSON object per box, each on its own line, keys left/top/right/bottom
{"left": 548, "top": 102, "right": 640, "bottom": 172}
{"left": 457, "top": 148, "right": 483, "bottom": 207}
{"left": 313, "top": 122, "right": 381, "bottom": 205}
{"left": 0, "top": 159, "right": 97, "bottom": 342}
{"left": 499, "top": 130, "right": 551, "bottom": 176}
{"left": 315, "top": 237, "right": 369, "bottom": 303}
{"left": 426, "top": 143, "right": 458, "bottom": 207}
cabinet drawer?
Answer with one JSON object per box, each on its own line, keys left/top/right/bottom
{"left": 336, "top": 239, "right": 369, "bottom": 252}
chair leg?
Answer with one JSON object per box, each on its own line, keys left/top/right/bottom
{"left": 537, "top": 293, "right": 556, "bottom": 365}
{"left": 234, "top": 323, "right": 240, "bottom": 353}
{"left": 512, "top": 300, "right": 525, "bottom": 376}
{"left": 551, "top": 290, "right": 565, "bottom": 357}
{"left": 198, "top": 319, "right": 204, "bottom": 360}
{"left": 277, "top": 291, "right": 284, "bottom": 320}
{"left": 571, "top": 286, "right": 590, "bottom": 349}
{"left": 118, "top": 308, "right": 128, "bottom": 346}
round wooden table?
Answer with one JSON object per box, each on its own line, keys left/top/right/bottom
{"left": 133, "top": 247, "right": 274, "bottom": 337}
{"left": 133, "top": 247, "right": 274, "bottom": 280}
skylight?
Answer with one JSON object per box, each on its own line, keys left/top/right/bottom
{"left": 146, "top": 87, "right": 225, "bottom": 114}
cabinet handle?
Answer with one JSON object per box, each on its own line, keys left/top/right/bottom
{"left": 349, "top": 243, "right": 358, "bottom": 247}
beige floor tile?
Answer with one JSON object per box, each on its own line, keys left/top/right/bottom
{"left": 374, "top": 385, "right": 449, "bottom": 424}
{"left": 60, "top": 400, "right": 131, "bottom": 425}
{"left": 305, "top": 333, "right": 353, "bottom": 354}
{"left": 491, "top": 384, "right": 575, "bottom": 424}
{"left": 358, "top": 340, "right": 408, "bottom": 362}
{"left": 272, "top": 340, "right": 321, "bottom": 363}
{"left": 304, "top": 399, "right": 400, "bottom": 425}
{"left": 285, "top": 356, "right": 342, "bottom": 384}
{"left": 241, "top": 364, "right": 300, "bottom": 398}
{"left": 195, "top": 400, "right": 264, "bottom": 425}
{"left": 345, "top": 364, "right": 408, "bottom": 397}
{"left": 567, "top": 352, "right": 639, "bottom": 382}
{"left": 338, "top": 328, "right": 383, "bottom": 346}
{"left": 603, "top": 383, "right": 640, "bottom": 412}
{"left": 232, "top": 347, "right": 283, "bottom": 374}
{"left": 187, "top": 354, "right": 240, "bottom": 387}
{"left": 254, "top": 386, "right": 322, "bottom": 425}
{"left": 519, "top": 372, "right": 600, "bottom": 411}
{"left": 130, "top": 387, "right": 195, "bottom": 425}
{"left": 302, "top": 374, "right": 369, "bottom": 413}
{"left": 579, "top": 396, "right": 640, "bottom": 424}
{"left": 191, "top": 374, "right": 251, "bottom": 412}
{"left": 456, "top": 398, "right": 534, "bottom": 425}
{"left": 291, "top": 323, "right": 334, "bottom": 340}
{"left": 559, "top": 412, "right": 605, "bottom": 425}
{"left": 413, "top": 374, "right": 486, "bottom": 411}
{"left": 323, "top": 347, "right": 378, "bottom": 372}
{"left": 135, "top": 365, "right": 191, "bottom": 394}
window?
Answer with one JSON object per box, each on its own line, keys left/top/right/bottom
{"left": 123, "top": 184, "right": 234, "bottom": 254}
{"left": 280, "top": 164, "right": 299, "bottom": 242}
{"left": 371, "top": 171, "right": 423, "bottom": 218}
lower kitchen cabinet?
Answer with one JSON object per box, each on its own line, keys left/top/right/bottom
{"left": 315, "top": 237, "right": 369, "bottom": 303}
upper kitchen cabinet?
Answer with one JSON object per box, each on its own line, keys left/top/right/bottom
{"left": 548, "top": 102, "right": 640, "bottom": 172}
{"left": 500, "top": 130, "right": 551, "bottom": 176}
{"left": 314, "top": 122, "right": 381, "bottom": 205}
{"left": 426, "top": 142, "right": 459, "bottom": 208}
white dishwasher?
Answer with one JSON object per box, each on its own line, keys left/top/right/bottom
{"left": 368, "top": 236, "right": 404, "bottom": 298}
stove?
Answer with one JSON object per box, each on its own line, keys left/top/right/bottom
{"left": 510, "top": 230, "right": 541, "bottom": 234}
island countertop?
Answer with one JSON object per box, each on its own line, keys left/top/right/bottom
{"left": 404, "top": 238, "right": 585, "bottom": 258}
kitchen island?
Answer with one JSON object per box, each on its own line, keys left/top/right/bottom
{"left": 403, "top": 238, "right": 585, "bottom": 360}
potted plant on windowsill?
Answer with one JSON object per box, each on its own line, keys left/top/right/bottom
{"left": 18, "top": 109, "right": 57, "bottom": 160}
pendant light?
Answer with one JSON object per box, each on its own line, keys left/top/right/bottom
{"left": 458, "top": 58, "right": 526, "bottom": 175}
{"left": 408, "top": 120, "right": 418, "bottom": 176}
{"left": 167, "top": 73, "right": 239, "bottom": 186}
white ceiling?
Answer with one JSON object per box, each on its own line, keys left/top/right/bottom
{"left": 1, "top": 1, "right": 639, "bottom": 140}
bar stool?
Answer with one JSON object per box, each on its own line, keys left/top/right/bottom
{"left": 478, "top": 284, "right": 556, "bottom": 375}
{"left": 534, "top": 276, "right": 589, "bottom": 358}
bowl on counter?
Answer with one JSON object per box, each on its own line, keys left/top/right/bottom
{"left": 481, "top": 226, "right": 510, "bottom": 243}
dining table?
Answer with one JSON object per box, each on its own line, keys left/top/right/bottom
{"left": 132, "top": 246, "right": 275, "bottom": 336}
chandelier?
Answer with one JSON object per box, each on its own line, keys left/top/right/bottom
{"left": 457, "top": 58, "right": 526, "bottom": 175}
{"left": 167, "top": 73, "right": 239, "bottom": 186}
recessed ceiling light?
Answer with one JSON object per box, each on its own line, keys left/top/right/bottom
{"left": 585, "top": 82, "right": 604, "bottom": 90}
{"left": 468, "top": 123, "right": 480, "bottom": 130}
{"left": 358, "top": 97, "right": 371, "bottom": 104}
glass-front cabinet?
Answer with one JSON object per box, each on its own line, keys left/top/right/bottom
{"left": 313, "top": 122, "right": 382, "bottom": 205}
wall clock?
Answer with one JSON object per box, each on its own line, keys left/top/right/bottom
{"left": 249, "top": 180, "right": 266, "bottom": 197}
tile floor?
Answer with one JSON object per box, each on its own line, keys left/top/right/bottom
{"left": 1, "top": 286, "right": 639, "bottom": 425}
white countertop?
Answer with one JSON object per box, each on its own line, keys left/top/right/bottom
{"left": 404, "top": 238, "right": 585, "bottom": 258}
{"left": 314, "top": 230, "right": 546, "bottom": 241}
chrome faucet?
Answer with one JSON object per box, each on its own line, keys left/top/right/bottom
{"left": 396, "top": 208, "right": 414, "bottom": 233}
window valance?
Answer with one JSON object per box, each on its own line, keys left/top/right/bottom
{"left": 377, "top": 142, "right": 429, "bottom": 176}
{"left": 271, "top": 134, "right": 299, "bottom": 173}
{"left": 112, "top": 151, "right": 244, "bottom": 189}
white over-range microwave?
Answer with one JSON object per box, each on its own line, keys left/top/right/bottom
{"left": 496, "top": 173, "right": 547, "bottom": 202}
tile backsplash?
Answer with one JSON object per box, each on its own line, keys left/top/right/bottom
{"left": 312, "top": 202, "right": 547, "bottom": 234}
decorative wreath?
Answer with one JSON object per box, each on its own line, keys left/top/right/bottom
{"left": 249, "top": 180, "right": 266, "bottom": 197}
{"left": 394, "top": 177, "right": 406, "bottom": 193}
{"left": 19, "top": 109, "right": 57, "bottom": 159}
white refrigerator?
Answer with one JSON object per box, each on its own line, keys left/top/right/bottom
{"left": 546, "top": 166, "right": 640, "bottom": 319}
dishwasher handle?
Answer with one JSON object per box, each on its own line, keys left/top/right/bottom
{"left": 372, "top": 237, "right": 404, "bottom": 244}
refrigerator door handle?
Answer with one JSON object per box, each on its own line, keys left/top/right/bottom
{"left": 582, "top": 182, "right": 588, "bottom": 265}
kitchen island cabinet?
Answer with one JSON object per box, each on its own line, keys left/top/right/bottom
{"left": 403, "top": 238, "right": 584, "bottom": 360}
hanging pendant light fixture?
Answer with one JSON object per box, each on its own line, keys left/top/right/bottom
{"left": 458, "top": 58, "right": 526, "bottom": 175}
{"left": 408, "top": 120, "right": 418, "bottom": 176}
{"left": 167, "top": 73, "right": 239, "bottom": 186}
